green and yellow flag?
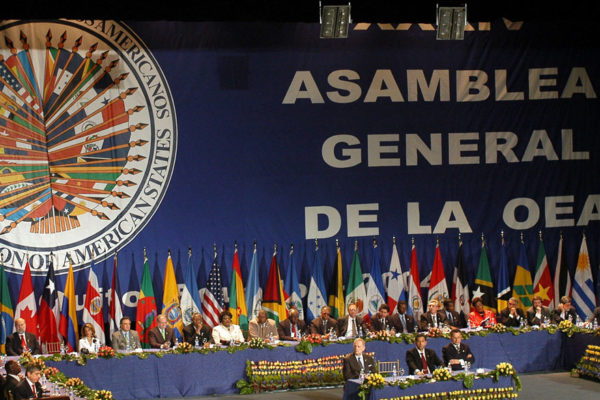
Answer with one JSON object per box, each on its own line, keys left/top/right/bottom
{"left": 474, "top": 241, "right": 496, "bottom": 311}
{"left": 512, "top": 242, "right": 534, "bottom": 311}
{"left": 229, "top": 247, "right": 248, "bottom": 330}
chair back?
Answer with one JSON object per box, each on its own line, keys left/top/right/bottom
{"left": 377, "top": 360, "right": 400, "bottom": 375}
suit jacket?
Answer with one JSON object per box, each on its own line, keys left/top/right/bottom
{"left": 369, "top": 313, "right": 394, "bottom": 332}
{"left": 389, "top": 313, "right": 416, "bottom": 333}
{"left": 590, "top": 307, "right": 600, "bottom": 325}
{"left": 552, "top": 306, "right": 577, "bottom": 324}
{"left": 442, "top": 310, "right": 464, "bottom": 328}
{"left": 248, "top": 318, "right": 279, "bottom": 340}
{"left": 342, "top": 353, "right": 376, "bottom": 380}
{"left": 526, "top": 306, "right": 552, "bottom": 326}
{"left": 442, "top": 342, "right": 475, "bottom": 370}
{"left": 337, "top": 315, "right": 366, "bottom": 337}
{"left": 499, "top": 308, "right": 526, "bottom": 327}
{"left": 419, "top": 311, "right": 447, "bottom": 330}
{"left": 13, "top": 379, "right": 42, "bottom": 400}
{"left": 182, "top": 323, "right": 213, "bottom": 345}
{"left": 309, "top": 317, "right": 338, "bottom": 335}
{"left": 277, "top": 318, "right": 307, "bottom": 341}
{"left": 111, "top": 329, "right": 142, "bottom": 351}
{"left": 406, "top": 347, "right": 443, "bottom": 375}
{"left": 5, "top": 332, "right": 41, "bottom": 356}
{"left": 2, "top": 375, "right": 19, "bottom": 400}
{"left": 148, "top": 326, "right": 174, "bottom": 348}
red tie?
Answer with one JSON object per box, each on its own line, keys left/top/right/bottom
{"left": 31, "top": 383, "right": 36, "bottom": 397}
{"left": 420, "top": 352, "right": 429, "bottom": 374}
{"left": 292, "top": 324, "right": 297, "bottom": 337}
{"left": 21, "top": 334, "right": 28, "bottom": 352}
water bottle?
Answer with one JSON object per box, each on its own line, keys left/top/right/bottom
{"left": 392, "top": 365, "right": 397, "bottom": 380}
{"left": 467, "top": 319, "right": 471, "bottom": 330}
{"left": 593, "top": 318, "right": 598, "bottom": 330}
{"left": 359, "top": 368, "right": 365, "bottom": 382}
{"left": 576, "top": 315, "right": 582, "bottom": 327}
{"left": 194, "top": 337, "right": 200, "bottom": 349}
{"left": 519, "top": 318, "right": 525, "bottom": 329}
{"left": 269, "top": 332, "right": 274, "bottom": 343}
{"left": 358, "top": 326, "right": 364, "bottom": 337}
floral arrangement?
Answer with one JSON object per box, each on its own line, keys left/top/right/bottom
{"left": 174, "top": 341, "right": 193, "bottom": 354}
{"left": 427, "top": 327, "right": 444, "bottom": 338}
{"left": 372, "top": 330, "right": 392, "bottom": 341}
{"left": 362, "top": 373, "right": 385, "bottom": 389}
{"left": 97, "top": 346, "right": 115, "bottom": 359}
{"left": 575, "top": 344, "right": 600, "bottom": 381}
{"left": 496, "top": 362, "right": 516, "bottom": 376}
{"left": 19, "top": 352, "right": 46, "bottom": 369}
{"left": 305, "top": 333, "right": 323, "bottom": 344}
{"left": 43, "top": 366, "right": 59, "bottom": 378}
{"left": 65, "top": 377, "right": 85, "bottom": 388}
{"left": 248, "top": 337, "right": 266, "bottom": 349}
{"left": 491, "top": 323, "right": 507, "bottom": 333}
{"left": 559, "top": 320, "right": 574, "bottom": 330}
{"left": 93, "top": 389, "right": 114, "bottom": 400}
{"left": 432, "top": 367, "right": 452, "bottom": 381}
{"left": 384, "top": 387, "right": 519, "bottom": 400}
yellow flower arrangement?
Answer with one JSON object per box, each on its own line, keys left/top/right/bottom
{"left": 432, "top": 367, "right": 452, "bottom": 381}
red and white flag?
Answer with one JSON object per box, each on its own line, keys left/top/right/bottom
{"left": 108, "top": 255, "right": 123, "bottom": 336}
{"left": 15, "top": 261, "right": 39, "bottom": 337}
{"left": 82, "top": 265, "right": 105, "bottom": 344}
{"left": 428, "top": 243, "right": 449, "bottom": 305}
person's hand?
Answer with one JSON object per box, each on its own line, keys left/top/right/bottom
{"left": 450, "top": 359, "right": 461, "bottom": 365}
{"left": 510, "top": 307, "right": 517, "bottom": 316}
{"left": 203, "top": 342, "right": 210, "bottom": 348}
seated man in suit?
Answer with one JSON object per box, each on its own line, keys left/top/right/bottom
{"left": 278, "top": 307, "right": 307, "bottom": 341}
{"left": 248, "top": 310, "right": 279, "bottom": 342}
{"left": 5, "top": 318, "right": 41, "bottom": 356}
{"left": 337, "top": 303, "right": 367, "bottom": 338}
{"left": 111, "top": 316, "right": 142, "bottom": 351}
{"left": 3, "top": 360, "right": 22, "bottom": 400}
{"left": 183, "top": 312, "right": 212, "bottom": 346}
{"left": 309, "top": 306, "right": 338, "bottom": 336}
{"left": 13, "top": 364, "right": 43, "bottom": 400}
{"left": 342, "top": 338, "right": 376, "bottom": 380}
{"left": 552, "top": 296, "right": 577, "bottom": 323}
{"left": 370, "top": 304, "right": 394, "bottom": 333}
{"left": 148, "top": 314, "right": 175, "bottom": 349}
{"left": 442, "top": 329, "right": 475, "bottom": 370}
{"left": 499, "top": 297, "right": 526, "bottom": 327}
{"left": 390, "top": 301, "right": 416, "bottom": 333}
{"left": 442, "top": 299, "right": 464, "bottom": 328}
{"left": 406, "top": 333, "right": 443, "bottom": 375}
{"left": 526, "top": 295, "right": 552, "bottom": 326}
{"left": 420, "top": 300, "right": 447, "bottom": 330}
{"left": 589, "top": 306, "right": 600, "bottom": 325}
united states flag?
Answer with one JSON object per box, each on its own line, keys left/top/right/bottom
{"left": 202, "top": 255, "right": 224, "bottom": 327}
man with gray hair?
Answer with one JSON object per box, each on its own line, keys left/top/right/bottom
{"left": 148, "top": 314, "right": 175, "bottom": 349}
{"left": 498, "top": 297, "right": 526, "bottom": 327}
{"left": 343, "top": 338, "right": 376, "bottom": 380}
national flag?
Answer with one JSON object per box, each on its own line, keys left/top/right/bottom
{"left": 533, "top": 237, "right": 555, "bottom": 308}
{"left": 284, "top": 246, "right": 304, "bottom": 319}
{"left": 512, "top": 241, "right": 534, "bottom": 311}
{"left": 108, "top": 254, "right": 123, "bottom": 337}
{"left": 202, "top": 250, "right": 224, "bottom": 328}
{"left": 572, "top": 234, "right": 597, "bottom": 320}
{"left": 451, "top": 241, "right": 470, "bottom": 317}
{"left": 0, "top": 261, "right": 14, "bottom": 353}
{"left": 428, "top": 242, "right": 449, "bottom": 306}
{"left": 553, "top": 235, "right": 572, "bottom": 309}
{"left": 15, "top": 261, "right": 39, "bottom": 338}
{"left": 181, "top": 249, "right": 202, "bottom": 327}
{"left": 345, "top": 245, "right": 368, "bottom": 317}
{"left": 245, "top": 246, "right": 263, "bottom": 322}
{"left": 496, "top": 238, "right": 511, "bottom": 312}
{"left": 82, "top": 261, "right": 105, "bottom": 344}
{"left": 387, "top": 241, "right": 407, "bottom": 313}
{"left": 136, "top": 253, "right": 158, "bottom": 348}
{"left": 262, "top": 249, "right": 288, "bottom": 324}
{"left": 59, "top": 259, "right": 78, "bottom": 352}
{"left": 474, "top": 241, "right": 496, "bottom": 311}
{"left": 328, "top": 245, "right": 345, "bottom": 319}
{"left": 407, "top": 243, "right": 423, "bottom": 319}
{"left": 162, "top": 252, "right": 183, "bottom": 337}
{"left": 38, "top": 259, "right": 60, "bottom": 349}
{"left": 228, "top": 246, "right": 248, "bottom": 330}
{"left": 365, "top": 242, "right": 386, "bottom": 316}
{"left": 307, "top": 245, "right": 328, "bottom": 321}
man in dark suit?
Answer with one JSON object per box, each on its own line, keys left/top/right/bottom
{"left": 442, "top": 299, "right": 465, "bottom": 328}
{"left": 442, "top": 329, "right": 475, "bottom": 370}
{"left": 406, "top": 333, "right": 443, "bottom": 375}
{"left": 553, "top": 296, "right": 577, "bottom": 324}
{"left": 3, "top": 360, "right": 22, "bottom": 400}
{"left": 526, "top": 295, "right": 552, "bottom": 326}
{"left": 183, "top": 312, "right": 212, "bottom": 346}
{"left": 278, "top": 307, "right": 307, "bottom": 341}
{"left": 589, "top": 307, "right": 600, "bottom": 325}
{"left": 5, "top": 318, "right": 41, "bottom": 356}
{"left": 337, "top": 303, "right": 367, "bottom": 338}
{"left": 370, "top": 304, "right": 394, "bottom": 332}
{"left": 342, "top": 338, "right": 376, "bottom": 380}
{"left": 389, "top": 301, "right": 416, "bottom": 333}
{"left": 419, "top": 300, "right": 447, "bottom": 330}
{"left": 13, "top": 365, "right": 43, "bottom": 400}
{"left": 148, "top": 314, "right": 175, "bottom": 349}
{"left": 309, "top": 306, "right": 338, "bottom": 336}
{"left": 499, "top": 297, "right": 526, "bottom": 327}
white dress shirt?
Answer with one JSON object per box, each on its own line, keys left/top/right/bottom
{"left": 212, "top": 324, "right": 244, "bottom": 344}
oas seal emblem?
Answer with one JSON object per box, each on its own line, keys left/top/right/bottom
{"left": 0, "top": 20, "right": 177, "bottom": 274}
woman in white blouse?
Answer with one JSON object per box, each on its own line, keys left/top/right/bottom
{"left": 78, "top": 323, "right": 101, "bottom": 353}
{"left": 211, "top": 310, "right": 245, "bottom": 345}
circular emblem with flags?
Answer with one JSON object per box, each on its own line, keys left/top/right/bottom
{"left": 0, "top": 20, "right": 177, "bottom": 274}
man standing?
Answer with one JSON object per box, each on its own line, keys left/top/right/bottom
{"left": 389, "top": 301, "right": 416, "bottom": 333}
{"left": 277, "top": 307, "right": 307, "bottom": 341}
{"left": 5, "top": 318, "right": 41, "bottom": 356}
{"left": 420, "top": 300, "right": 447, "bottom": 330}
{"left": 337, "top": 303, "right": 366, "bottom": 338}
{"left": 111, "top": 317, "right": 142, "bottom": 351}
{"left": 498, "top": 297, "right": 526, "bottom": 327}
{"left": 526, "top": 295, "right": 552, "bottom": 326}
{"left": 406, "top": 333, "right": 443, "bottom": 375}
{"left": 442, "top": 329, "right": 475, "bottom": 370}
{"left": 183, "top": 312, "right": 212, "bottom": 346}
{"left": 148, "top": 314, "right": 175, "bottom": 349}
{"left": 309, "top": 306, "right": 338, "bottom": 336}
{"left": 13, "top": 365, "right": 43, "bottom": 400}
{"left": 342, "top": 338, "right": 376, "bottom": 380}
{"left": 248, "top": 310, "right": 279, "bottom": 342}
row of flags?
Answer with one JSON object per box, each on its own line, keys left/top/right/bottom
{"left": 0, "top": 234, "right": 597, "bottom": 353}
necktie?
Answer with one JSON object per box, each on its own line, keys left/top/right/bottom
{"left": 400, "top": 315, "right": 407, "bottom": 332}
{"left": 161, "top": 329, "right": 165, "bottom": 340}
{"left": 432, "top": 314, "right": 437, "bottom": 327}
{"left": 292, "top": 324, "right": 297, "bottom": 337}
{"left": 382, "top": 318, "right": 386, "bottom": 329}
{"left": 352, "top": 318, "right": 357, "bottom": 337}
{"left": 323, "top": 320, "right": 327, "bottom": 333}
{"left": 357, "top": 355, "right": 364, "bottom": 369}
{"left": 125, "top": 331, "right": 130, "bottom": 345}
{"left": 448, "top": 312, "right": 454, "bottom": 325}
{"left": 21, "top": 334, "right": 28, "bottom": 351}
{"left": 420, "top": 351, "right": 429, "bottom": 374}
{"left": 32, "top": 383, "right": 36, "bottom": 397}
{"left": 454, "top": 344, "right": 460, "bottom": 352}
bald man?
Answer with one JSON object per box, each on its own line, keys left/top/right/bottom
{"left": 248, "top": 310, "right": 279, "bottom": 342}
{"left": 6, "top": 318, "right": 41, "bottom": 356}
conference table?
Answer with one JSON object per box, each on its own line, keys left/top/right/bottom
{"left": 44, "top": 330, "right": 599, "bottom": 400}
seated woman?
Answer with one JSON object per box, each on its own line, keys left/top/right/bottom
{"left": 211, "top": 310, "right": 245, "bottom": 345}
{"left": 78, "top": 322, "right": 101, "bottom": 353}
{"left": 468, "top": 297, "right": 497, "bottom": 328}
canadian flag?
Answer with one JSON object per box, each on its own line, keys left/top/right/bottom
{"left": 82, "top": 267, "right": 105, "bottom": 344}
{"left": 15, "top": 261, "right": 39, "bottom": 337}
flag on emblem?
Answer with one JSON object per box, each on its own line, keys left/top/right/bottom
{"left": 228, "top": 246, "right": 248, "bottom": 330}
{"left": 512, "top": 240, "right": 534, "bottom": 311}
{"left": 474, "top": 239, "right": 496, "bottom": 312}
{"left": 553, "top": 235, "right": 572, "bottom": 309}
{"left": 181, "top": 249, "right": 202, "bottom": 327}
{"left": 162, "top": 252, "right": 183, "bottom": 337}
{"left": 262, "top": 248, "right": 287, "bottom": 324}
{"left": 59, "top": 259, "right": 78, "bottom": 352}
{"left": 387, "top": 240, "right": 407, "bottom": 314}
{"left": 284, "top": 245, "right": 304, "bottom": 319}
{"left": 533, "top": 236, "right": 554, "bottom": 308}
{"left": 38, "top": 258, "right": 60, "bottom": 349}
{"left": 407, "top": 242, "right": 423, "bottom": 319}
{"left": 327, "top": 244, "right": 345, "bottom": 319}
{"left": 307, "top": 243, "right": 328, "bottom": 321}
{"left": 572, "top": 234, "right": 596, "bottom": 320}
{"left": 345, "top": 244, "right": 367, "bottom": 317}
{"left": 15, "top": 261, "right": 39, "bottom": 338}
{"left": 136, "top": 252, "right": 158, "bottom": 348}
{"left": 452, "top": 240, "right": 470, "bottom": 317}
{"left": 82, "top": 260, "right": 105, "bottom": 344}
{"left": 428, "top": 242, "right": 449, "bottom": 306}
{"left": 245, "top": 245, "right": 263, "bottom": 322}
{"left": 202, "top": 249, "right": 224, "bottom": 328}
